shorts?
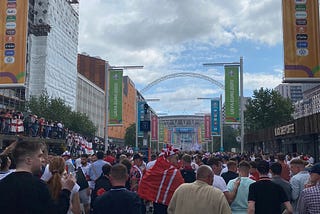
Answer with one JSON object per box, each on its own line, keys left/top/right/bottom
{"left": 79, "top": 188, "right": 90, "bottom": 205}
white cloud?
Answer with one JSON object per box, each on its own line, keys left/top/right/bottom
{"left": 79, "top": 0, "right": 285, "bottom": 115}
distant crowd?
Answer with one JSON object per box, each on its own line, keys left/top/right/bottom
{"left": 0, "top": 108, "right": 108, "bottom": 157}
{"left": 0, "top": 108, "right": 66, "bottom": 139}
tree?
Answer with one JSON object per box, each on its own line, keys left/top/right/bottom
{"left": 244, "top": 87, "right": 294, "bottom": 132}
{"left": 124, "top": 123, "right": 136, "bottom": 147}
{"left": 25, "top": 92, "right": 97, "bottom": 137}
{"left": 223, "top": 125, "right": 239, "bottom": 151}
{"left": 67, "top": 111, "right": 97, "bottom": 137}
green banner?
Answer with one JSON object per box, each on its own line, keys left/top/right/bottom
{"left": 225, "top": 66, "right": 240, "bottom": 123}
{"left": 109, "top": 69, "right": 123, "bottom": 124}
{"left": 159, "top": 122, "right": 164, "bottom": 143}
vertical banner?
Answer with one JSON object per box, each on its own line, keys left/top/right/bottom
{"left": 200, "top": 122, "right": 205, "bottom": 142}
{"left": 282, "top": 0, "right": 320, "bottom": 82}
{"left": 168, "top": 129, "right": 172, "bottom": 145}
{"left": 151, "top": 113, "right": 158, "bottom": 141}
{"left": 164, "top": 127, "right": 168, "bottom": 144}
{"left": 211, "top": 99, "right": 220, "bottom": 136}
{"left": 137, "top": 101, "right": 146, "bottom": 137}
{"left": 108, "top": 69, "right": 123, "bottom": 125}
{"left": 204, "top": 114, "right": 211, "bottom": 139}
{"left": 0, "top": 0, "right": 28, "bottom": 86}
{"left": 197, "top": 127, "right": 201, "bottom": 144}
{"left": 159, "top": 122, "right": 164, "bottom": 143}
{"left": 225, "top": 66, "right": 240, "bottom": 123}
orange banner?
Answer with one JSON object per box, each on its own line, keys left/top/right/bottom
{"left": 282, "top": 0, "right": 320, "bottom": 82}
{"left": 0, "top": 0, "right": 28, "bottom": 86}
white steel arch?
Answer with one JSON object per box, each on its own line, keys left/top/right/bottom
{"left": 140, "top": 72, "right": 224, "bottom": 93}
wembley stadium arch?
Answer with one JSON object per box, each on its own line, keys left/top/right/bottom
{"left": 140, "top": 72, "right": 224, "bottom": 93}
{"left": 140, "top": 72, "right": 225, "bottom": 152}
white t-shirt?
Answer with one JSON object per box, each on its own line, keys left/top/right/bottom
{"left": 0, "top": 169, "right": 15, "bottom": 180}
{"left": 220, "top": 165, "right": 228, "bottom": 175}
{"left": 41, "top": 164, "right": 52, "bottom": 182}
{"left": 213, "top": 174, "right": 228, "bottom": 192}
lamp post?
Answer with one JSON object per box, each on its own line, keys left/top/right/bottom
{"left": 197, "top": 96, "right": 223, "bottom": 152}
{"left": 203, "top": 57, "right": 244, "bottom": 154}
{"left": 135, "top": 97, "right": 160, "bottom": 152}
{"left": 104, "top": 64, "right": 143, "bottom": 153}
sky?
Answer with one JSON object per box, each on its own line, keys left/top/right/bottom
{"left": 78, "top": 0, "right": 285, "bottom": 116}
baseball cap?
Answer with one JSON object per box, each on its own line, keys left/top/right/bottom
{"left": 61, "top": 151, "right": 71, "bottom": 157}
{"left": 309, "top": 163, "right": 320, "bottom": 174}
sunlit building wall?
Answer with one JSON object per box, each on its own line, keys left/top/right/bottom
{"left": 26, "top": 0, "right": 79, "bottom": 109}
{"left": 77, "top": 74, "right": 105, "bottom": 137}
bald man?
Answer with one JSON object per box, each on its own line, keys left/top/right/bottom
{"left": 168, "top": 165, "right": 231, "bottom": 214}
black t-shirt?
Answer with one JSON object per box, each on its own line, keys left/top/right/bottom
{"left": 91, "top": 175, "right": 112, "bottom": 204}
{"left": 248, "top": 179, "right": 289, "bottom": 214}
{"left": 221, "top": 171, "right": 239, "bottom": 184}
{"left": 180, "top": 169, "right": 196, "bottom": 183}
{"left": 0, "top": 171, "right": 70, "bottom": 214}
{"left": 93, "top": 186, "right": 144, "bottom": 214}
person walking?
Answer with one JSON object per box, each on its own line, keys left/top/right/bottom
{"left": 47, "top": 156, "right": 81, "bottom": 214}
{"left": 277, "top": 153, "right": 290, "bottom": 181}
{"left": 180, "top": 154, "right": 196, "bottom": 183}
{"left": 290, "top": 159, "right": 310, "bottom": 213}
{"left": 227, "top": 161, "right": 255, "bottom": 214}
{"left": 168, "top": 165, "right": 231, "bottom": 214}
{"left": 130, "top": 153, "right": 144, "bottom": 192}
{"left": 138, "top": 145, "right": 184, "bottom": 214}
{"left": 88, "top": 151, "right": 109, "bottom": 189}
{"left": 248, "top": 160, "right": 293, "bottom": 214}
{"left": 270, "top": 162, "right": 292, "bottom": 202}
{"left": 297, "top": 163, "right": 320, "bottom": 214}
{"left": 221, "top": 160, "right": 239, "bottom": 185}
{"left": 92, "top": 164, "right": 144, "bottom": 214}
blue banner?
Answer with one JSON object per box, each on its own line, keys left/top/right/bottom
{"left": 137, "top": 101, "right": 146, "bottom": 137}
{"left": 211, "top": 99, "right": 220, "bottom": 136}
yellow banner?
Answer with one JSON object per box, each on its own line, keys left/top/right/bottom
{"left": 282, "top": 0, "right": 320, "bottom": 82}
{"left": 0, "top": 0, "right": 28, "bottom": 86}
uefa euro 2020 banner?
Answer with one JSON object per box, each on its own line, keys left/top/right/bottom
{"left": 282, "top": 0, "right": 320, "bottom": 82}
{"left": 211, "top": 99, "right": 221, "bottom": 136}
{"left": 0, "top": 0, "right": 28, "bottom": 86}
{"left": 108, "top": 69, "right": 123, "bottom": 125}
{"left": 151, "top": 114, "right": 158, "bottom": 141}
{"left": 225, "top": 66, "right": 240, "bottom": 123}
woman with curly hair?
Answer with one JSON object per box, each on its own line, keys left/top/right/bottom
{"left": 47, "top": 156, "right": 81, "bottom": 214}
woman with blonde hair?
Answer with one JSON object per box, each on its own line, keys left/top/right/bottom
{"left": 47, "top": 156, "right": 81, "bottom": 214}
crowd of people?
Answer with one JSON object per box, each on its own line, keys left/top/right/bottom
{"left": 0, "top": 108, "right": 108, "bottom": 158}
{"left": 0, "top": 139, "right": 319, "bottom": 214}
{"left": 0, "top": 108, "right": 66, "bottom": 139}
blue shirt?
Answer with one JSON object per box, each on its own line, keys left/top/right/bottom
{"left": 89, "top": 160, "right": 109, "bottom": 181}
{"left": 227, "top": 177, "right": 255, "bottom": 214}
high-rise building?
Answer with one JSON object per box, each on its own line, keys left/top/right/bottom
{"left": 274, "top": 83, "right": 303, "bottom": 103}
{"left": 0, "top": 0, "right": 79, "bottom": 109}
{"left": 26, "top": 0, "right": 79, "bottom": 109}
{"left": 293, "top": 84, "right": 320, "bottom": 119}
